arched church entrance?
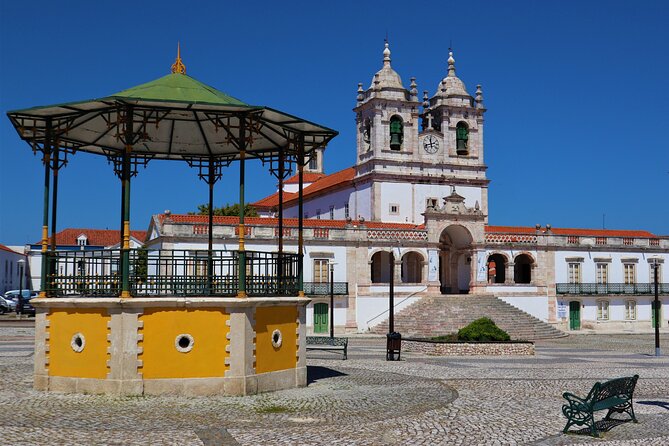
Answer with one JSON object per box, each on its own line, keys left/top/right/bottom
{"left": 439, "top": 225, "right": 473, "bottom": 294}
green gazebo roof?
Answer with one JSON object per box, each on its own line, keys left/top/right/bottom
{"left": 112, "top": 73, "right": 248, "bottom": 107}
{"left": 6, "top": 53, "right": 337, "bottom": 161}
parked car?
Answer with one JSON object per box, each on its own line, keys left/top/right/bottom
{"left": 3, "top": 290, "right": 37, "bottom": 315}
{"left": 0, "top": 296, "right": 12, "bottom": 314}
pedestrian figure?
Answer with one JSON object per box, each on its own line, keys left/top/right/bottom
{"left": 488, "top": 260, "right": 496, "bottom": 284}
{"left": 16, "top": 293, "right": 24, "bottom": 318}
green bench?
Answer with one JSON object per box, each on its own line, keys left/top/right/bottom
{"left": 306, "top": 336, "right": 348, "bottom": 360}
{"left": 562, "top": 375, "right": 639, "bottom": 437}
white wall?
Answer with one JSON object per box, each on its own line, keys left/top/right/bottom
{"left": 305, "top": 296, "right": 347, "bottom": 330}
{"left": 555, "top": 251, "right": 668, "bottom": 283}
{"left": 499, "top": 296, "right": 549, "bottom": 322}
{"left": 357, "top": 295, "right": 422, "bottom": 331}
{"left": 283, "top": 186, "right": 355, "bottom": 221}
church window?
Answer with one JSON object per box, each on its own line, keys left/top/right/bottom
{"left": 371, "top": 251, "right": 392, "bottom": 283}
{"left": 514, "top": 254, "right": 532, "bottom": 284}
{"left": 625, "top": 300, "right": 637, "bottom": 320}
{"left": 389, "top": 116, "right": 403, "bottom": 150}
{"left": 344, "top": 203, "right": 350, "bottom": 219}
{"left": 597, "top": 300, "right": 609, "bottom": 320}
{"left": 568, "top": 263, "right": 581, "bottom": 284}
{"left": 487, "top": 254, "right": 507, "bottom": 284}
{"left": 596, "top": 263, "right": 608, "bottom": 284}
{"left": 313, "top": 259, "right": 329, "bottom": 283}
{"left": 389, "top": 204, "right": 399, "bottom": 215}
{"left": 623, "top": 263, "right": 636, "bottom": 284}
{"left": 650, "top": 262, "right": 662, "bottom": 283}
{"left": 329, "top": 206, "right": 334, "bottom": 220}
{"left": 363, "top": 119, "right": 371, "bottom": 149}
{"left": 316, "top": 209, "right": 321, "bottom": 220}
{"left": 456, "top": 122, "right": 469, "bottom": 155}
{"left": 308, "top": 152, "right": 318, "bottom": 170}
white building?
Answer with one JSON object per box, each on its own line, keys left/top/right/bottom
{"left": 33, "top": 43, "right": 669, "bottom": 336}
{"left": 0, "top": 244, "right": 29, "bottom": 294}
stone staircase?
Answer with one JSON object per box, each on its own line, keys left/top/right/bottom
{"left": 370, "top": 294, "right": 567, "bottom": 340}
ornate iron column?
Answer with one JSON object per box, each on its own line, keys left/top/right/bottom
{"left": 49, "top": 144, "right": 60, "bottom": 253}
{"left": 120, "top": 105, "right": 133, "bottom": 298}
{"left": 297, "top": 135, "right": 305, "bottom": 297}
{"left": 237, "top": 114, "right": 247, "bottom": 297}
{"left": 39, "top": 119, "right": 52, "bottom": 298}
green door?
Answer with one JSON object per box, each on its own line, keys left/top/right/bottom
{"left": 314, "top": 303, "right": 328, "bottom": 334}
{"left": 569, "top": 301, "right": 581, "bottom": 331}
{"left": 651, "top": 301, "right": 661, "bottom": 329}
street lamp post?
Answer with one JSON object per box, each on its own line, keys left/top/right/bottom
{"left": 17, "top": 259, "right": 26, "bottom": 318}
{"left": 652, "top": 260, "right": 661, "bottom": 357}
{"left": 329, "top": 261, "right": 335, "bottom": 339}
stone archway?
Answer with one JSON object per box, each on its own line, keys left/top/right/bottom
{"left": 439, "top": 225, "right": 473, "bottom": 294}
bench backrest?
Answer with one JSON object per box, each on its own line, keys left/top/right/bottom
{"left": 306, "top": 336, "right": 348, "bottom": 346}
{"left": 590, "top": 375, "right": 639, "bottom": 404}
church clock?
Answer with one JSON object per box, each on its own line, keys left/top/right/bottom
{"left": 422, "top": 135, "right": 439, "bottom": 154}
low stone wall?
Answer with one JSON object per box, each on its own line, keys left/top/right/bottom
{"left": 402, "top": 339, "right": 535, "bottom": 356}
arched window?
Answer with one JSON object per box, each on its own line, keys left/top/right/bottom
{"left": 487, "top": 254, "right": 507, "bottom": 284}
{"left": 371, "top": 251, "right": 392, "bottom": 283}
{"left": 456, "top": 121, "right": 469, "bottom": 155}
{"left": 401, "top": 252, "right": 423, "bottom": 283}
{"left": 389, "top": 116, "right": 403, "bottom": 150}
{"left": 308, "top": 151, "right": 318, "bottom": 170}
{"left": 363, "top": 118, "right": 371, "bottom": 149}
{"left": 514, "top": 254, "right": 533, "bottom": 284}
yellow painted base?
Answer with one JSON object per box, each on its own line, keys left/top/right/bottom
{"left": 33, "top": 297, "right": 308, "bottom": 396}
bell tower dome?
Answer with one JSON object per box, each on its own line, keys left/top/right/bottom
{"left": 354, "top": 42, "right": 420, "bottom": 174}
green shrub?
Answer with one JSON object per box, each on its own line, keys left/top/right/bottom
{"left": 457, "top": 317, "right": 510, "bottom": 342}
{"left": 430, "top": 333, "right": 458, "bottom": 342}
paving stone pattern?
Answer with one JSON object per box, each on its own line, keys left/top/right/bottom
{"left": 0, "top": 327, "right": 668, "bottom": 445}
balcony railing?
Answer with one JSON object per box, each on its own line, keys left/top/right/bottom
{"left": 44, "top": 249, "right": 300, "bottom": 297}
{"left": 556, "top": 283, "right": 669, "bottom": 295}
{"left": 303, "top": 282, "right": 349, "bottom": 295}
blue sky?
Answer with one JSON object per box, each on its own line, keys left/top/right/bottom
{"left": 1, "top": 0, "right": 668, "bottom": 245}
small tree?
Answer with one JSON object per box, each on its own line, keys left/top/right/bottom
{"left": 457, "top": 317, "right": 510, "bottom": 342}
{"left": 190, "top": 203, "right": 258, "bottom": 217}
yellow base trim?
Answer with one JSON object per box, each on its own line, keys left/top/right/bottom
{"left": 298, "top": 291, "right": 305, "bottom": 297}
{"left": 120, "top": 291, "right": 131, "bottom": 298}
{"left": 236, "top": 291, "right": 247, "bottom": 298}
{"left": 38, "top": 291, "right": 47, "bottom": 298}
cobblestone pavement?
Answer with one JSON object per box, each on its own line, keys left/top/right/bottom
{"left": 0, "top": 327, "right": 668, "bottom": 445}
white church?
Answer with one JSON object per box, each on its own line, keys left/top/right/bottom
{"left": 30, "top": 43, "right": 669, "bottom": 338}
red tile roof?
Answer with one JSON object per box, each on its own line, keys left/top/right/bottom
{"left": 284, "top": 172, "right": 326, "bottom": 184}
{"left": 0, "top": 244, "right": 24, "bottom": 255}
{"left": 252, "top": 167, "right": 355, "bottom": 209}
{"left": 159, "top": 214, "right": 424, "bottom": 230}
{"left": 485, "top": 225, "right": 658, "bottom": 238}
{"left": 34, "top": 228, "right": 148, "bottom": 246}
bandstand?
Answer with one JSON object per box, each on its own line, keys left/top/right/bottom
{"left": 6, "top": 48, "right": 337, "bottom": 396}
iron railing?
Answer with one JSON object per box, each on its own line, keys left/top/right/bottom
{"left": 303, "top": 282, "right": 349, "bottom": 295}
{"left": 556, "top": 283, "right": 669, "bottom": 295}
{"left": 44, "top": 249, "right": 300, "bottom": 297}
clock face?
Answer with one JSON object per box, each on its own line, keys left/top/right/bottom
{"left": 423, "top": 135, "right": 439, "bottom": 154}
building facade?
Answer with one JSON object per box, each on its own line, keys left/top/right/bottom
{"left": 29, "top": 43, "right": 669, "bottom": 335}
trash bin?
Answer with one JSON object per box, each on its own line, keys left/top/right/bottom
{"left": 386, "top": 332, "right": 401, "bottom": 361}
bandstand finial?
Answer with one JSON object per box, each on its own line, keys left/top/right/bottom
{"left": 171, "top": 42, "right": 186, "bottom": 74}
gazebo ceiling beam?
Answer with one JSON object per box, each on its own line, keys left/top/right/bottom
{"left": 193, "top": 111, "right": 213, "bottom": 156}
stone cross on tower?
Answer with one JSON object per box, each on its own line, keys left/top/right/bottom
{"left": 426, "top": 113, "right": 433, "bottom": 130}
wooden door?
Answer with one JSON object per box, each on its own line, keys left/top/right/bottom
{"left": 569, "top": 301, "right": 581, "bottom": 331}
{"left": 314, "top": 303, "right": 328, "bottom": 334}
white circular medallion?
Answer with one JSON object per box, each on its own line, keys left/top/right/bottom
{"left": 70, "top": 333, "right": 86, "bottom": 353}
{"left": 271, "top": 329, "right": 283, "bottom": 348}
{"left": 175, "top": 334, "right": 194, "bottom": 353}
